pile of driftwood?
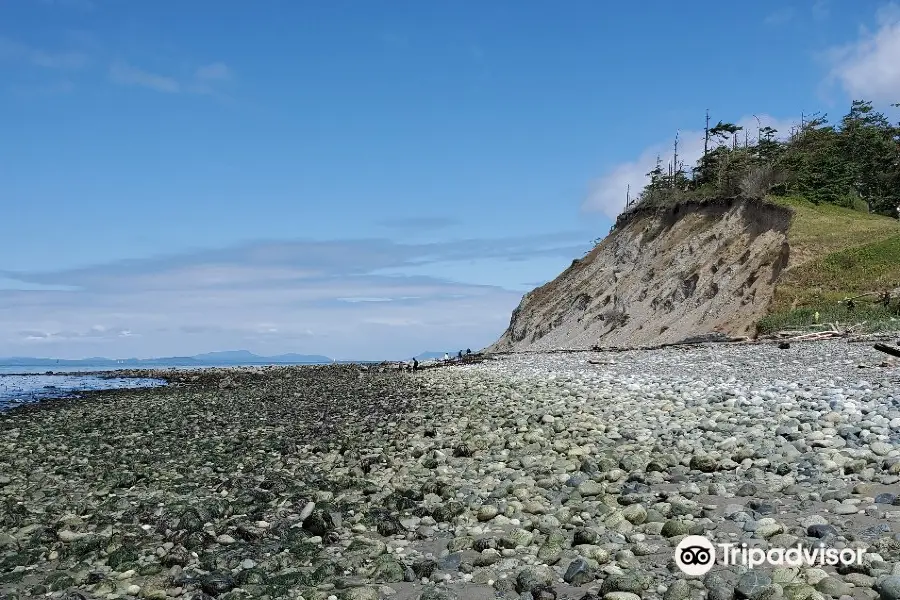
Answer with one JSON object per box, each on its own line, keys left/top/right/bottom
{"left": 767, "top": 321, "right": 863, "bottom": 342}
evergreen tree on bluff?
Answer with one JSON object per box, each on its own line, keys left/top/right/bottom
{"left": 630, "top": 100, "right": 900, "bottom": 219}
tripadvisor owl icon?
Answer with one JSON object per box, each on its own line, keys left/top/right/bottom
{"left": 674, "top": 535, "right": 716, "bottom": 576}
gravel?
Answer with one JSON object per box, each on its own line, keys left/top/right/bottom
{"left": 0, "top": 339, "right": 898, "bottom": 600}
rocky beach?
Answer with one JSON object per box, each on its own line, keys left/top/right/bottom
{"left": 2, "top": 340, "right": 900, "bottom": 600}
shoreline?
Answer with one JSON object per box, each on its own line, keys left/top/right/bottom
{"left": 1, "top": 340, "right": 899, "bottom": 600}
{"left": 0, "top": 373, "right": 168, "bottom": 413}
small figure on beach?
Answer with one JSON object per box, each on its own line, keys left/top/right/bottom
{"left": 443, "top": 352, "right": 450, "bottom": 362}
{"left": 412, "top": 358, "right": 419, "bottom": 372}
{"left": 466, "top": 348, "right": 471, "bottom": 355}
{"left": 457, "top": 350, "right": 462, "bottom": 360}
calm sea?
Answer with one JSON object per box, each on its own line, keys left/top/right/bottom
{"left": 0, "top": 362, "right": 244, "bottom": 375}
{"left": 0, "top": 359, "right": 371, "bottom": 411}
{"left": 0, "top": 361, "right": 241, "bottom": 411}
{"left": 0, "top": 373, "right": 167, "bottom": 411}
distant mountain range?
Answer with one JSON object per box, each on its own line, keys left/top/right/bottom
{"left": 0, "top": 350, "right": 334, "bottom": 367}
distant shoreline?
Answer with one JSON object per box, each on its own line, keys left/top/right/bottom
{"left": 0, "top": 359, "right": 388, "bottom": 377}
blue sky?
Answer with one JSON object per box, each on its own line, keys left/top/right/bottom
{"left": 2, "top": 0, "right": 899, "bottom": 360}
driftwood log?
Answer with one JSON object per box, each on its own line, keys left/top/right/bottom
{"left": 842, "top": 292, "right": 880, "bottom": 303}
{"left": 873, "top": 343, "right": 900, "bottom": 359}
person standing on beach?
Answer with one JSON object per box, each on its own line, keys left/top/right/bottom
{"left": 412, "top": 358, "right": 419, "bottom": 372}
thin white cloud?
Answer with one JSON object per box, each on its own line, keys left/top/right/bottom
{"left": 3, "top": 233, "right": 588, "bottom": 292}
{"left": 38, "top": 0, "right": 96, "bottom": 10}
{"left": 4, "top": 285, "right": 520, "bottom": 359}
{"left": 378, "top": 216, "right": 458, "bottom": 231}
{"left": 0, "top": 276, "right": 77, "bottom": 292}
{"left": 582, "top": 115, "right": 798, "bottom": 219}
{"left": 18, "top": 325, "right": 134, "bottom": 343}
{"left": 765, "top": 8, "right": 795, "bottom": 26}
{"left": 0, "top": 36, "right": 87, "bottom": 69}
{"left": 336, "top": 297, "right": 395, "bottom": 303}
{"left": 826, "top": 4, "right": 900, "bottom": 102}
{"left": 362, "top": 317, "right": 424, "bottom": 327}
{"left": 195, "top": 62, "right": 231, "bottom": 82}
{"left": 0, "top": 233, "right": 586, "bottom": 359}
{"left": 121, "top": 265, "right": 320, "bottom": 290}
{"left": 110, "top": 61, "right": 180, "bottom": 93}
{"left": 110, "top": 60, "right": 234, "bottom": 95}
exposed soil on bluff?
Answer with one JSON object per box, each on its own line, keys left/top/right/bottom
{"left": 489, "top": 198, "right": 793, "bottom": 352}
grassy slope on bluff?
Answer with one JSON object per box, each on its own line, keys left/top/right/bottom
{"left": 759, "top": 196, "right": 900, "bottom": 332}
{"left": 488, "top": 196, "right": 900, "bottom": 352}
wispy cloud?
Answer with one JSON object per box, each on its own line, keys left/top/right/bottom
{"left": 0, "top": 276, "right": 77, "bottom": 292}
{"left": 812, "top": 0, "right": 831, "bottom": 21}
{"left": 109, "top": 61, "right": 180, "bottom": 93}
{"left": 3, "top": 234, "right": 586, "bottom": 291}
{"left": 336, "top": 297, "right": 395, "bottom": 303}
{"left": 188, "top": 62, "right": 234, "bottom": 95}
{"left": 0, "top": 233, "right": 585, "bottom": 359}
{"left": 581, "top": 114, "right": 798, "bottom": 219}
{"left": 764, "top": 2, "right": 829, "bottom": 28}
{"left": 825, "top": 4, "right": 900, "bottom": 102}
{"left": 195, "top": 62, "right": 231, "bottom": 82}
{"left": 378, "top": 216, "right": 458, "bottom": 231}
{"left": 0, "top": 36, "right": 88, "bottom": 69}
{"left": 38, "top": 0, "right": 96, "bottom": 10}
{"left": 0, "top": 31, "right": 229, "bottom": 100}
{"left": 765, "top": 8, "right": 795, "bottom": 26}
{"left": 110, "top": 60, "right": 234, "bottom": 95}
{"left": 19, "top": 325, "right": 135, "bottom": 343}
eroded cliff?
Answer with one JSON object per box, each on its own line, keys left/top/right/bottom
{"left": 489, "top": 198, "right": 793, "bottom": 351}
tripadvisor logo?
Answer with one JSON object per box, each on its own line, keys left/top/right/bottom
{"left": 674, "top": 535, "right": 865, "bottom": 576}
{"left": 674, "top": 536, "right": 716, "bottom": 576}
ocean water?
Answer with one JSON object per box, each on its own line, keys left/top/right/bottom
{"left": 0, "top": 361, "right": 223, "bottom": 375}
{"left": 0, "top": 360, "right": 374, "bottom": 376}
{"left": 0, "top": 374, "right": 167, "bottom": 411}
{"left": 0, "top": 358, "right": 381, "bottom": 411}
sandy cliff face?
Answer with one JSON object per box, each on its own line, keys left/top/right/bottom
{"left": 489, "top": 198, "right": 793, "bottom": 351}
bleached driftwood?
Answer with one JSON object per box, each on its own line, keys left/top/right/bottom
{"left": 841, "top": 292, "right": 880, "bottom": 303}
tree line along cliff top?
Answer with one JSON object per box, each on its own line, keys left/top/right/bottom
{"left": 610, "top": 99, "right": 900, "bottom": 334}
{"left": 616, "top": 99, "right": 900, "bottom": 225}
